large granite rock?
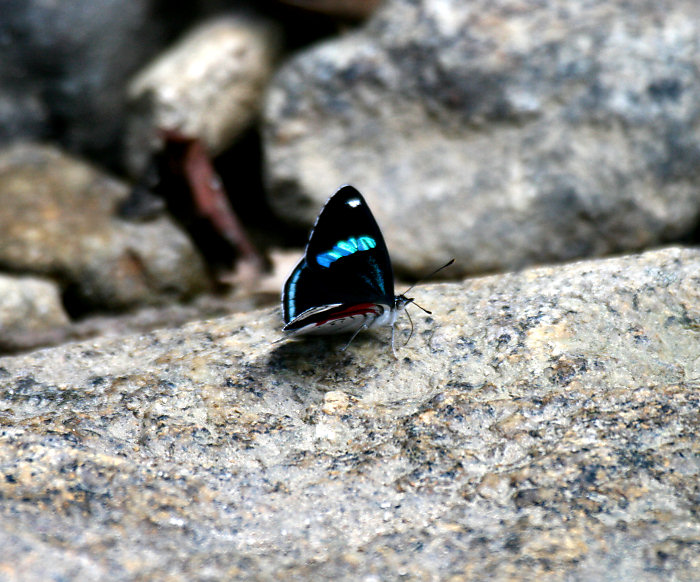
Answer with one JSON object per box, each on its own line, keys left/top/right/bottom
{"left": 0, "top": 247, "right": 697, "bottom": 580}
{"left": 0, "top": 143, "right": 209, "bottom": 311}
{"left": 264, "top": 0, "right": 700, "bottom": 277}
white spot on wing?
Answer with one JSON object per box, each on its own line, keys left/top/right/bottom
{"left": 346, "top": 198, "right": 361, "bottom": 208}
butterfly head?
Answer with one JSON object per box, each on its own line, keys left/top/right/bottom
{"left": 394, "top": 294, "right": 414, "bottom": 313}
{"left": 396, "top": 294, "right": 432, "bottom": 316}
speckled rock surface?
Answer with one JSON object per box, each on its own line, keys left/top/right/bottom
{"left": 0, "top": 247, "right": 698, "bottom": 580}
{"left": 0, "top": 275, "right": 69, "bottom": 341}
{"left": 0, "top": 143, "right": 209, "bottom": 310}
{"left": 126, "top": 15, "right": 280, "bottom": 175}
{"left": 264, "top": 0, "right": 700, "bottom": 277}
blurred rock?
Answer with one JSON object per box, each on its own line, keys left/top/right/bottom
{"left": 264, "top": 0, "right": 700, "bottom": 277}
{"left": 0, "top": 291, "right": 269, "bottom": 356}
{"left": 0, "top": 247, "right": 697, "bottom": 579}
{"left": 0, "top": 0, "right": 168, "bottom": 166}
{"left": 126, "top": 15, "right": 281, "bottom": 175}
{"left": 0, "top": 274, "right": 69, "bottom": 346}
{"left": 0, "top": 89, "right": 49, "bottom": 146}
{"left": 0, "top": 143, "right": 209, "bottom": 312}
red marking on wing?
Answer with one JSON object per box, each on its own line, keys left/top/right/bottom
{"left": 314, "top": 303, "right": 381, "bottom": 326}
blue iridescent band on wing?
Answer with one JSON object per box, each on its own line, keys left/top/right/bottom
{"left": 316, "top": 236, "right": 377, "bottom": 268}
{"left": 284, "top": 262, "right": 303, "bottom": 320}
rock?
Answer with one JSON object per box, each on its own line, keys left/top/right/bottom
{"left": 0, "top": 247, "right": 697, "bottom": 579}
{"left": 0, "top": 274, "right": 69, "bottom": 346}
{"left": 0, "top": 0, "right": 168, "bottom": 165}
{"left": 0, "top": 86, "right": 49, "bottom": 146}
{"left": 126, "top": 15, "right": 281, "bottom": 175}
{"left": 263, "top": 0, "right": 700, "bottom": 277}
{"left": 0, "top": 291, "right": 264, "bottom": 356}
{"left": 0, "top": 143, "right": 209, "bottom": 311}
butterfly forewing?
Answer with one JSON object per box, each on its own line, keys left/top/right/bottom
{"left": 283, "top": 185, "right": 395, "bottom": 328}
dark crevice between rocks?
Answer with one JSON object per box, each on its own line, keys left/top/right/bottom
{"left": 215, "top": 128, "right": 308, "bottom": 252}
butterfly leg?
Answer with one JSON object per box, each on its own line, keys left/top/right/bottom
{"left": 340, "top": 321, "right": 370, "bottom": 352}
{"left": 390, "top": 321, "right": 399, "bottom": 359}
{"left": 340, "top": 312, "right": 381, "bottom": 353}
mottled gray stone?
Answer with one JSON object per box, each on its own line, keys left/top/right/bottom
{"left": 0, "top": 275, "right": 69, "bottom": 340}
{"left": 1, "top": 247, "right": 698, "bottom": 579}
{"left": 126, "top": 15, "right": 281, "bottom": 175}
{"left": 264, "top": 0, "right": 700, "bottom": 277}
{"left": 0, "top": 143, "right": 209, "bottom": 311}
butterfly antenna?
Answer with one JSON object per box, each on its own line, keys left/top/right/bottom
{"left": 401, "top": 258, "right": 455, "bottom": 295}
{"left": 411, "top": 302, "right": 432, "bottom": 315}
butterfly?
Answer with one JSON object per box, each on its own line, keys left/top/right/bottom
{"left": 282, "top": 184, "right": 449, "bottom": 356}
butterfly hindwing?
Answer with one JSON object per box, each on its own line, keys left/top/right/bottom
{"left": 283, "top": 302, "right": 385, "bottom": 335}
{"left": 283, "top": 185, "right": 395, "bottom": 328}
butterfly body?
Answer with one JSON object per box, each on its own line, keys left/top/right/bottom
{"left": 282, "top": 185, "right": 412, "bottom": 354}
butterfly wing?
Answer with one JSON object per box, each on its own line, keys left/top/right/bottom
{"left": 283, "top": 185, "right": 395, "bottom": 327}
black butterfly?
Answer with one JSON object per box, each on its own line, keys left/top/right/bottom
{"left": 282, "top": 184, "right": 447, "bottom": 356}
